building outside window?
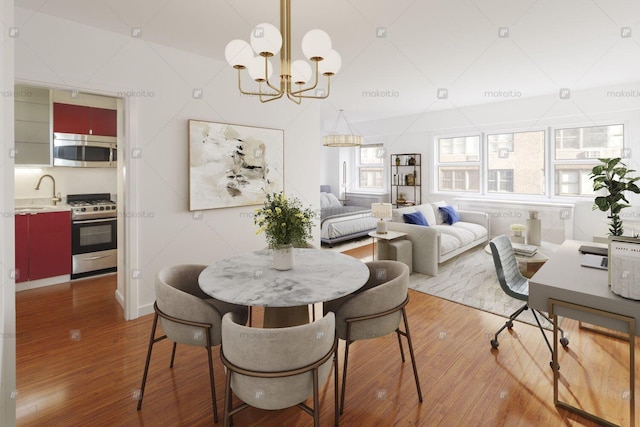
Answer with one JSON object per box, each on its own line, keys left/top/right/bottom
{"left": 487, "top": 130, "right": 545, "bottom": 195}
{"left": 357, "top": 144, "right": 384, "bottom": 190}
{"left": 437, "top": 136, "right": 480, "bottom": 192}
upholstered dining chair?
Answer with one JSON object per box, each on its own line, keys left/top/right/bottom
{"left": 489, "top": 235, "right": 568, "bottom": 365}
{"left": 323, "top": 260, "right": 422, "bottom": 414}
{"left": 220, "top": 311, "right": 338, "bottom": 427}
{"left": 136, "top": 264, "right": 248, "bottom": 423}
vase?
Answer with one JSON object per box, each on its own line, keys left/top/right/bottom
{"left": 273, "top": 244, "right": 294, "bottom": 270}
{"left": 511, "top": 231, "right": 525, "bottom": 244}
{"left": 526, "top": 211, "right": 541, "bottom": 246}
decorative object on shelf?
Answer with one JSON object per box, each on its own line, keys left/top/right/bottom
{"left": 526, "top": 211, "right": 541, "bottom": 246}
{"left": 406, "top": 173, "right": 415, "bottom": 186}
{"left": 224, "top": 0, "right": 341, "bottom": 104}
{"left": 510, "top": 223, "right": 526, "bottom": 244}
{"left": 188, "top": 120, "right": 284, "bottom": 211}
{"left": 395, "top": 156, "right": 401, "bottom": 166}
{"left": 589, "top": 157, "right": 640, "bottom": 236}
{"left": 396, "top": 193, "right": 406, "bottom": 206}
{"left": 408, "top": 156, "right": 416, "bottom": 166}
{"left": 390, "top": 153, "right": 421, "bottom": 207}
{"left": 254, "top": 192, "right": 314, "bottom": 270}
{"left": 323, "top": 109, "right": 363, "bottom": 147}
{"left": 371, "top": 203, "right": 393, "bottom": 234}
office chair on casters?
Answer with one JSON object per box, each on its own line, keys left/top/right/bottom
{"left": 489, "top": 235, "right": 568, "bottom": 367}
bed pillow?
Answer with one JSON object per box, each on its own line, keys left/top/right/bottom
{"left": 403, "top": 211, "right": 429, "bottom": 226}
{"left": 325, "top": 192, "right": 343, "bottom": 208}
{"left": 320, "top": 192, "right": 330, "bottom": 209}
{"left": 439, "top": 205, "right": 461, "bottom": 225}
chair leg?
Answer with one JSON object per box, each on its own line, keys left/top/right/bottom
{"left": 340, "top": 340, "right": 352, "bottom": 415}
{"left": 535, "top": 309, "right": 569, "bottom": 346}
{"left": 205, "top": 336, "right": 219, "bottom": 423}
{"left": 137, "top": 312, "right": 159, "bottom": 410}
{"left": 490, "top": 303, "right": 528, "bottom": 348}
{"left": 334, "top": 345, "right": 339, "bottom": 427}
{"left": 248, "top": 306, "right": 253, "bottom": 327}
{"left": 169, "top": 342, "right": 177, "bottom": 368}
{"left": 396, "top": 330, "right": 406, "bottom": 363}
{"left": 223, "top": 368, "right": 233, "bottom": 427}
{"left": 401, "top": 308, "right": 423, "bottom": 402}
{"left": 312, "top": 368, "right": 320, "bottom": 427}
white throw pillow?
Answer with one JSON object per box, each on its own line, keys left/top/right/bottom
{"left": 415, "top": 205, "right": 437, "bottom": 226}
{"left": 431, "top": 201, "right": 448, "bottom": 225}
{"left": 320, "top": 192, "right": 330, "bottom": 209}
{"left": 325, "top": 192, "right": 343, "bottom": 208}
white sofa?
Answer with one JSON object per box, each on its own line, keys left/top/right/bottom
{"left": 385, "top": 202, "right": 489, "bottom": 277}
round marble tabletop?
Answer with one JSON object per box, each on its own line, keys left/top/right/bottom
{"left": 198, "top": 249, "right": 370, "bottom": 307}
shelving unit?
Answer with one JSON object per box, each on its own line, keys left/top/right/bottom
{"left": 390, "top": 153, "right": 421, "bottom": 207}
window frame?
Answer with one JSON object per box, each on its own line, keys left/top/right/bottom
{"left": 355, "top": 143, "right": 385, "bottom": 192}
{"left": 434, "top": 134, "right": 482, "bottom": 194}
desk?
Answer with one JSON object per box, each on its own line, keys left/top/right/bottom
{"left": 529, "top": 239, "right": 639, "bottom": 427}
{"left": 199, "top": 249, "right": 369, "bottom": 328}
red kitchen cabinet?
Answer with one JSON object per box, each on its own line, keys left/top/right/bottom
{"left": 53, "top": 103, "right": 117, "bottom": 137}
{"left": 15, "top": 211, "right": 71, "bottom": 282}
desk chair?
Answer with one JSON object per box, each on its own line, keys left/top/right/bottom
{"left": 137, "top": 264, "right": 249, "bottom": 422}
{"left": 489, "top": 235, "right": 568, "bottom": 366}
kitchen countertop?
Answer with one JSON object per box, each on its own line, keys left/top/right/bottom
{"left": 15, "top": 198, "right": 71, "bottom": 213}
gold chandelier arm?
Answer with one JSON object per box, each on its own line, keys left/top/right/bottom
{"left": 236, "top": 68, "right": 285, "bottom": 101}
{"left": 258, "top": 81, "right": 285, "bottom": 103}
{"left": 296, "top": 75, "right": 331, "bottom": 99}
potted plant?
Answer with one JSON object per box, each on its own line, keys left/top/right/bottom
{"left": 254, "top": 192, "right": 314, "bottom": 270}
{"left": 590, "top": 157, "right": 640, "bottom": 236}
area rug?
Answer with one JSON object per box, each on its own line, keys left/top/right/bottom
{"left": 408, "top": 246, "right": 554, "bottom": 329}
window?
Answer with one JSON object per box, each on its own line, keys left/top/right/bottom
{"left": 357, "top": 144, "right": 384, "bottom": 190}
{"left": 553, "top": 124, "right": 624, "bottom": 196}
{"left": 487, "top": 130, "right": 545, "bottom": 195}
{"left": 437, "top": 136, "right": 480, "bottom": 192}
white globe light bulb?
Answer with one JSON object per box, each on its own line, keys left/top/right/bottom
{"left": 250, "top": 23, "right": 282, "bottom": 56}
{"left": 319, "top": 49, "right": 341, "bottom": 75}
{"left": 247, "top": 56, "right": 273, "bottom": 82}
{"left": 225, "top": 39, "right": 253, "bottom": 69}
{"left": 291, "top": 60, "right": 312, "bottom": 84}
{"left": 301, "top": 29, "right": 332, "bottom": 61}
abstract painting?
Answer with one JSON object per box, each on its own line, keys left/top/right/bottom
{"left": 188, "top": 120, "right": 284, "bottom": 210}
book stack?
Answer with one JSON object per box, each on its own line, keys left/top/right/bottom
{"left": 511, "top": 242, "right": 538, "bottom": 257}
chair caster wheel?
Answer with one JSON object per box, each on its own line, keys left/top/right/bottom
{"left": 560, "top": 337, "right": 569, "bottom": 347}
{"left": 506, "top": 321, "right": 513, "bottom": 329}
{"left": 490, "top": 339, "right": 499, "bottom": 349}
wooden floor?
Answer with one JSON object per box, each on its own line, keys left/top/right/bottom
{"left": 15, "top": 246, "right": 639, "bottom": 426}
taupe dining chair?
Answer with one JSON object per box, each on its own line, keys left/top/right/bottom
{"left": 323, "top": 260, "right": 422, "bottom": 414}
{"left": 489, "top": 235, "right": 569, "bottom": 366}
{"left": 220, "top": 311, "right": 338, "bottom": 427}
{"left": 136, "top": 264, "right": 249, "bottom": 423}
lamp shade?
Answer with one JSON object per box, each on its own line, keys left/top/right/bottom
{"left": 250, "top": 23, "right": 282, "bottom": 56}
{"left": 301, "top": 29, "right": 332, "bottom": 60}
{"left": 225, "top": 39, "right": 254, "bottom": 69}
{"left": 371, "top": 203, "right": 392, "bottom": 220}
{"left": 323, "top": 134, "right": 363, "bottom": 147}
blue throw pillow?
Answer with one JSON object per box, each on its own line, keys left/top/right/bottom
{"left": 403, "top": 211, "right": 429, "bottom": 226}
{"left": 439, "top": 206, "right": 460, "bottom": 225}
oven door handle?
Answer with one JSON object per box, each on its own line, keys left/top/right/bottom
{"left": 73, "top": 217, "right": 117, "bottom": 224}
{"left": 79, "top": 254, "right": 114, "bottom": 261}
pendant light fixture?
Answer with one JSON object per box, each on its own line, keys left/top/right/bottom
{"left": 323, "top": 109, "right": 363, "bottom": 147}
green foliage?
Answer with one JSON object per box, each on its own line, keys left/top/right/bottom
{"left": 590, "top": 158, "right": 640, "bottom": 236}
{"left": 254, "top": 192, "right": 315, "bottom": 249}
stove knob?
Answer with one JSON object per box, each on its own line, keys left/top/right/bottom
{"left": 93, "top": 207, "right": 99, "bottom": 211}
{"left": 81, "top": 207, "right": 86, "bottom": 212}
{"left": 111, "top": 206, "right": 117, "bottom": 210}
{"left": 99, "top": 206, "right": 105, "bottom": 211}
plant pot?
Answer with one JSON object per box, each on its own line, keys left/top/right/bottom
{"left": 273, "top": 244, "right": 294, "bottom": 270}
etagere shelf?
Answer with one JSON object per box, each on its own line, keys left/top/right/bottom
{"left": 390, "top": 153, "right": 421, "bottom": 207}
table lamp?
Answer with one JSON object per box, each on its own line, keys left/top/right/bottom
{"left": 371, "top": 203, "right": 393, "bottom": 234}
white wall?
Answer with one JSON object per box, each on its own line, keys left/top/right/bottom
{"left": 1, "top": 1, "right": 16, "bottom": 424}
{"left": 344, "top": 85, "right": 640, "bottom": 242}
{"left": 12, "top": 8, "right": 322, "bottom": 318}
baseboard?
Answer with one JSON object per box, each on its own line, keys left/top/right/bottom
{"left": 15, "top": 274, "right": 70, "bottom": 291}
{"left": 114, "top": 289, "right": 124, "bottom": 309}
{"left": 138, "top": 302, "right": 154, "bottom": 317}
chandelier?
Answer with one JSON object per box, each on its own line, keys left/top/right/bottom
{"left": 323, "top": 110, "right": 363, "bottom": 147}
{"left": 224, "top": 0, "right": 341, "bottom": 104}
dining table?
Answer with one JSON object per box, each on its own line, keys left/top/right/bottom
{"left": 198, "top": 248, "right": 370, "bottom": 327}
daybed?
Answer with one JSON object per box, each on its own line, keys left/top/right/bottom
{"left": 386, "top": 202, "right": 489, "bottom": 276}
{"left": 319, "top": 186, "right": 377, "bottom": 247}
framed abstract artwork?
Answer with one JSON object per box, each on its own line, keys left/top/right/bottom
{"left": 188, "top": 120, "right": 284, "bottom": 210}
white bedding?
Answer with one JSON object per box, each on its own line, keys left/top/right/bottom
{"left": 321, "top": 212, "right": 378, "bottom": 239}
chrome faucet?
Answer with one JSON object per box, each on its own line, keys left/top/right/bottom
{"left": 35, "top": 174, "right": 62, "bottom": 206}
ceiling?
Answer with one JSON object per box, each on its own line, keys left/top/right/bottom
{"left": 14, "top": 0, "right": 640, "bottom": 124}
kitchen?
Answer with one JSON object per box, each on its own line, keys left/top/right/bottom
{"left": 14, "top": 83, "right": 122, "bottom": 293}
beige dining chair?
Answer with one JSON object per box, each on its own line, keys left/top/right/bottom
{"left": 220, "top": 311, "right": 338, "bottom": 427}
{"left": 136, "top": 264, "right": 249, "bottom": 423}
{"left": 324, "top": 260, "right": 422, "bottom": 414}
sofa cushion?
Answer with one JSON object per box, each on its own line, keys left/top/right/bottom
{"left": 431, "top": 224, "right": 475, "bottom": 246}
{"left": 403, "top": 211, "right": 429, "bottom": 226}
{"left": 434, "top": 229, "right": 462, "bottom": 256}
{"left": 391, "top": 206, "right": 416, "bottom": 223}
{"left": 431, "top": 201, "right": 447, "bottom": 224}
{"left": 452, "top": 221, "right": 488, "bottom": 240}
{"left": 415, "top": 205, "right": 437, "bottom": 225}
{"left": 439, "top": 205, "right": 460, "bottom": 225}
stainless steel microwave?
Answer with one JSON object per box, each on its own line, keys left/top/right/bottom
{"left": 53, "top": 132, "right": 117, "bottom": 168}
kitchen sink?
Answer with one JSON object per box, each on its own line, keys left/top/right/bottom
{"left": 15, "top": 205, "right": 69, "bottom": 213}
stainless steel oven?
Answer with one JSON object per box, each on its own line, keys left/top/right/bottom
{"left": 67, "top": 193, "right": 117, "bottom": 279}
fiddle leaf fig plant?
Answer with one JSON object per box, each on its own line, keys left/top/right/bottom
{"left": 590, "top": 157, "right": 640, "bottom": 236}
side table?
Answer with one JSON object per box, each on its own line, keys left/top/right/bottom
{"left": 368, "top": 231, "right": 412, "bottom": 272}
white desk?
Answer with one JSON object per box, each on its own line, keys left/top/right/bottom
{"left": 529, "top": 239, "right": 639, "bottom": 427}
{"left": 199, "top": 249, "right": 369, "bottom": 328}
